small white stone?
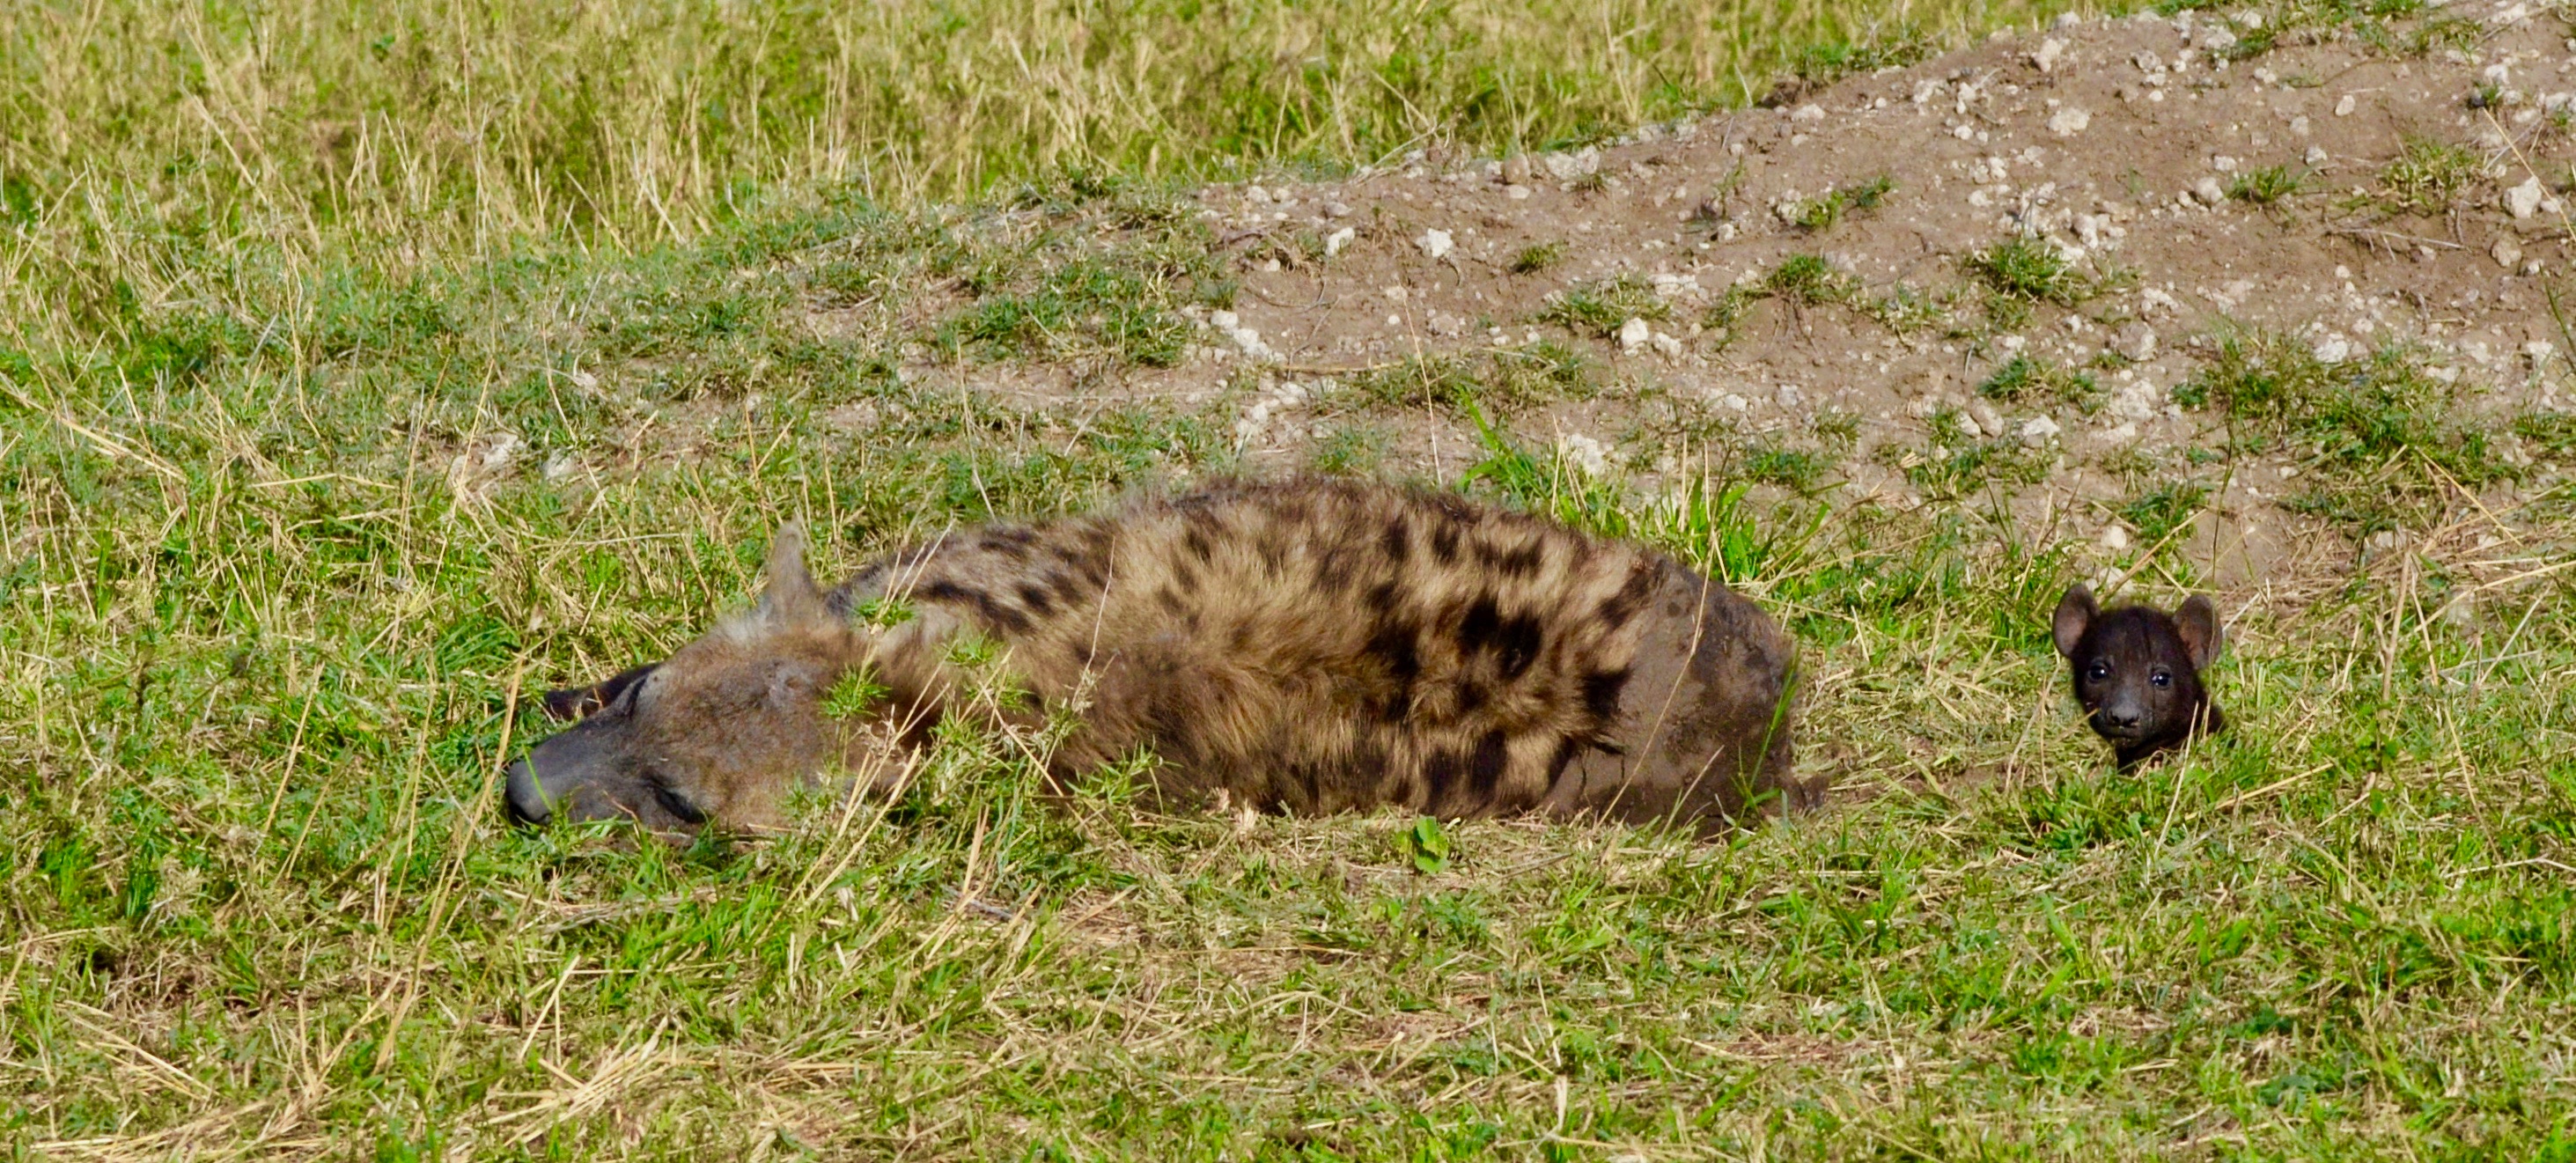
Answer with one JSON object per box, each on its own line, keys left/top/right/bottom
{"left": 1954, "top": 413, "right": 1984, "bottom": 439}
{"left": 1415, "top": 229, "right": 1454, "bottom": 260}
{"left": 1776, "top": 384, "right": 1806, "bottom": 408}
{"left": 2033, "top": 38, "right": 2066, "bottom": 73}
{"left": 2193, "top": 177, "right": 2228, "bottom": 205}
{"left": 1557, "top": 432, "right": 1610, "bottom": 476}
{"left": 2494, "top": 238, "right": 2526, "bottom": 269}
{"left": 2100, "top": 524, "right": 2131, "bottom": 551}
{"left": 2048, "top": 106, "right": 2091, "bottom": 136}
{"left": 1791, "top": 103, "right": 1827, "bottom": 123}
{"left": 1649, "top": 331, "right": 1685, "bottom": 358}
{"left": 1324, "top": 226, "right": 1357, "bottom": 256}
{"left": 1505, "top": 184, "right": 1532, "bottom": 200}
{"left": 2197, "top": 26, "right": 2237, "bottom": 51}
{"left": 1210, "top": 310, "right": 1240, "bottom": 331}
{"left": 2506, "top": 176, "right": 2547, "bottom": 219}
{"left": 2523, "top": 340, "right": 2558, "bottom": 366}
{"left": 2020, "top": 415, "right": 2062, "bottom": 445}
{"left": 1718, "top": 393, "right": 1749, "bottom": 411}
{"left": 1245, "top": 184, "right": 1272, "bottom": 203}
{"left": 1618, "top": 317, "right": 1652, "bottom": 353}
{"left": 2305, "top": 145, "right": 2329, "bottom": 166}
{"left": 2212, "top": 155, "right": 2240, "bottom": 173}
{"left": 2114, "top": 321, "right": 2159, "bottom": 361}
{"left": 1324, "top": 202, "right": 1353, "bottom": 217}
{"left": 2313, "top": 335, "right": 2352, "bottom": 363}
{"left": 2335, "top": 93, "right": 2358, "bottom": 116}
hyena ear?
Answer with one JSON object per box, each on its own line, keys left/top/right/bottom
{"left": 754, "top": 522, "right": 825, "bottom": 626}
{"left": 2174, "top": 595, "right": 2225, "bottom": 671}
{"left": 541, "top": 662, "right": 659, "bottom": 721}
{"left": 2052, "top": 585, "right": 2099, "bottom": 659}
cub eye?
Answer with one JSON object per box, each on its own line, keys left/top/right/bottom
{"left": 2086, "top": 663, "right": 2110, "bottom": 682}
{"left": 2150, "top": 670, "right": 2172, "bottom": 688}
{"left": 651, "top": 783, "right": 707, "bottom": 825}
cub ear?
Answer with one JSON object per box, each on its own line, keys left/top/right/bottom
{"left": 2052, "top": 585, "right": 2099, "bottom": 659}
{"left": 2174, "top": 595, "right": 2225, "bottom": 672}
{"left": 754, "top": 522, "right": 825, "bottom": 625}
{"left": 541, "top": 663, "right": 659, "bottom": 721}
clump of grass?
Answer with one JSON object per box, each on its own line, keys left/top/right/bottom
{"left": 2376, "top": 136, "right": 2486, "bottom": 216}
{"left": 1966, "top": 235, "right": 2093, "bottom": 306}
{"left": 2121, "top": 479, "right": 2211, "bottom": 545}
{"left": 1785, "top": 174, "right": 1896, "bottom": 232}
{"left": 1977, "top": 355, "right": 2102, "bottom": 412}
{"left": 1764, "top": 254, "right": 1858, "bottom": 305}
{"left": 1309, "top": 423, "right": 1392, "bottom": 475}
{"left": 2513, "top": 411, "right": 2576, "bottom": 459}
{"left": 1858, "top": 283, "right": 1947, "bottom": 334}
{"left": 2227, "top": 165, "right": 2307, "bottom": 205}
{"left": 1511, "top": 240, "right": 1567, "bottom": 274}
{"left": 1537, "top": 275, "right": 1670, "bottom": 336}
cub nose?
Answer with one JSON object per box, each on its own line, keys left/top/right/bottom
{"left": 2103, "top": 707, "right": 2142, "bottom": 731}
{"left": 504, "top": 759, "right": 551, "bottom": 826}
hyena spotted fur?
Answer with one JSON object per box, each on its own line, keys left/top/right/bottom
{"left": 504, "top": 477, "right": 1814, "bottom": 838}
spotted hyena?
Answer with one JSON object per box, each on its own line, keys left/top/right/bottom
{"left": 2051, "top": 584, "right": 2228, "bottom": 769}
{"left": 504, "top": 477, "right": 1813, "bottom": 838}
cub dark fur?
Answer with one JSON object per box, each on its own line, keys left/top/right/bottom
{"left": 2052, "top": 584, "right": 2226, "bottom": 768}
{"left": 504, "top": 477, "right": 1814, "bottom": 838}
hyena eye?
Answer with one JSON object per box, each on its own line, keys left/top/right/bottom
{"left": 2086, "top": 663, "right": 2110, "bottom": 682}
{"left": 2150, "top": 670, "right": 2172, "bottom": 688}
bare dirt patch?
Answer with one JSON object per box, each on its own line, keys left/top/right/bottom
{"left": 891, "top": 1, "right": 2576, "bottom": 593}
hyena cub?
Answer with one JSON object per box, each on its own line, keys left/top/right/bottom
{"left": 2051, "top": 584, "right": 2227, "bottom": 768}
{"left": 504, "top": 477, "right": 1814, "bottom": 838}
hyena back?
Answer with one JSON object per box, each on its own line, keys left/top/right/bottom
{"left": 505, "top": 478, "right": 1812, "bottom": 837}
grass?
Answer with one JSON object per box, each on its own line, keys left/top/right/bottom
{"left": 2374, "top": 136, "right": 2488, "bottom": 216}
{"left": 1537, "top": 275, "right": 1672, "bottom": 336}
{"left": 11, "top": 0, "right": 2576, "bottom": 1157}
{"left": 2228, "top": 165, "right": 2308, "bottom": 206}
{"left": 1783, "top": 174, "right": 1897, "bottom": 232}
{"left": 1763, "top": 254, "right": 1859, "bottom": 305}
{"left": 1978, "top": 355, "right": 2104, "bottom": 413}
{"left": 1966, "top": 235, "right": 2097, "bottom": 307}
{"left": 2172, "top": 330, "right": 2524, "bottom": 534}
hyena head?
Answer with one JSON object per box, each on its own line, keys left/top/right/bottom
{"left": 504, "top": 525, "right": 871, "bottom": 836}
{"left": 2051, "top": 584, "right": 2226, "bottom": 768}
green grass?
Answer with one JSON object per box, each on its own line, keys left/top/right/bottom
{"left": 11, "top": 0, "right": 2576, "bottom": 1157}
{"left": 1537, "top": 276, "right": 1673, "bottom": 337}
{"left": 1783, "top": 173, "right": 1897, "bottom": 232}
{"left": 1510, "top": 240, "right": 1569, "bottom": 275}
{"left": 2173, "top": 330, "right": 2522, "bottom": 534}
{"left": 1978, "top": 355, "right": 2103, "bottom": 412}
{"left": 2374, "top": 136, "right": 2488, "bottom": 216}
{"left": 1764, "top": 254, "right": 1859, "bottom": 305}
{"left": 2227, "top": 165, "right": 2308, "bottom": 206}
{"left": 1966, "top": 234, "right": 2097, "bottom": 307}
